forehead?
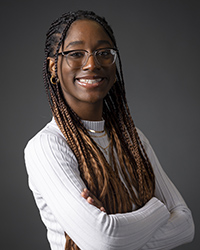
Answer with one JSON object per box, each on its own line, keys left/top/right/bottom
{"left": 64, "top": 19, "right": 113, "bottom": 48}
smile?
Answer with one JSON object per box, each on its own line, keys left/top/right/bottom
{"left": 77, "top": 78, "right": 103, "bottom": 84}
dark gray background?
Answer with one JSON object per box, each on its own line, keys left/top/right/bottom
{"left": 1, "top": 0, "right": 199, "bottom": 249}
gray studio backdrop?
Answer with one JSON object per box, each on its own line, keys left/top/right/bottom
{"left": 1, "top": 0, "right": 199, "bottom": 249}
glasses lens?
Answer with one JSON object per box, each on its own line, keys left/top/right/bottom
{"left": 64, "top": 49, "right": 117, "bottom": 68}
{"left": 66, "top": 50, "right": 87, "bottom": 68}
{"left": 96, "top": 49, "right": 116, "bottom": 66}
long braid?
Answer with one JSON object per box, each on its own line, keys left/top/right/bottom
{"left": 43, "top": 10, "right": 155, "bottom": 249}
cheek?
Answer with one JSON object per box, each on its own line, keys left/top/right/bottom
{"left": 57, "top": 58, "right": 75, "bottom": 81}
{"left": 59, "top": 66, "right": 76, "bottom": 86}
{"left": 109, "top": 65, "right": 116, "bottom": 83}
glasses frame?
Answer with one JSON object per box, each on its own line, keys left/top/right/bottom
{"left": 57, "top": 47, "right": 118, "bottom": 69}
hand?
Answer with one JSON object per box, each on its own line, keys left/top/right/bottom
{"left": 81, "top": 188, "right": 106, "bottom": 212}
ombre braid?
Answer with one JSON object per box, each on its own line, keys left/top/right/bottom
{"left": 43, "top": 10, "right": 155, "bottom": 250}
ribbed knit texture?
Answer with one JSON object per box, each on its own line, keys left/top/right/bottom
{"left": 24, "top": 118, "right": 194, "bottom": 249}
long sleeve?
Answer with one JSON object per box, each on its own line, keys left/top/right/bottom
{"left": 137, "top": 129, "right": 195, "bottom": 249}
{"left": 24, "top": 124, "right": 170, "bottom": 250}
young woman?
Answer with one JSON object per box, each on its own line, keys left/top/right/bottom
{"left": 24, "top": 10, "right": 194, "bottom": 250}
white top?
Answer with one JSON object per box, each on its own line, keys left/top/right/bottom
{"left": 24, "top": 118, "right": 194, "bottom": 250}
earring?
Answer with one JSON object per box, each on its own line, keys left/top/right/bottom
{"left": 50, "top": 75, "right": 59, "bottom": 85}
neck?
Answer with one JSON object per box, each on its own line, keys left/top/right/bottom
{"left": 72, "top": 101, "right": 103, "bottom": 121}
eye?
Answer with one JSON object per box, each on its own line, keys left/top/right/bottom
{"left": 67, "top": 51, "right": 85, "bottom": 59}
{"left": 97, "top": 49, "right": 112, "bottom": 58}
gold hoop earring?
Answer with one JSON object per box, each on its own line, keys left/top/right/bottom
{"left": 50, "top": 75, "right": 59, "bottom": 85}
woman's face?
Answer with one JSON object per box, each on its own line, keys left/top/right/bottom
{"left": 51, "top": 19, "right": 116, "bottom": 113}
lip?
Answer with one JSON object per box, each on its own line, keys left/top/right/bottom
{"left": 75, "top": 75, "right": 106, "bottom": 88}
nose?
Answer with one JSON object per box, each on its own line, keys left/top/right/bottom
{"left": 82, "top": 54, "right": 100, "bottom": 70}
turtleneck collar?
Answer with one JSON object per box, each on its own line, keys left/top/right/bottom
{"left": 52, "top": 117, "right": 105, "bottom": 132}
{"left": 81, "top": 119, "right": 105, "bottom": 132}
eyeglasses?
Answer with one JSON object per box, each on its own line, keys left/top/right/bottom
{"left": 57, "top": 48, "right": 117, "bottom": 68}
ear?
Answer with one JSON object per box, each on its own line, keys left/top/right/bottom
{"left": 47, "top": 57, "right": 56, "bottom": 75}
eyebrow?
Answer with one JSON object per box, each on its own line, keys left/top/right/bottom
{"left": 97, "top": 40, "right": 112, "bottom": 46}
{"left": 65, "top": 41, "right": 84, "bottom": 49}
{"left": 65, "top": 40, "right": 112, "bottom": 49}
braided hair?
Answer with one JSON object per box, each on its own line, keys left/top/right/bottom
{"left": 43, "top": 10, "right": 155, "bottom": 250}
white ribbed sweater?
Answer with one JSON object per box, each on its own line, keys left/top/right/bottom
{"left": 24, "top": 118, "right": 194, "bottom": 250}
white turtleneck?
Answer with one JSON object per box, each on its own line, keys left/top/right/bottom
{"left": 24, "top": 118, "right": 194, "bottom": 250}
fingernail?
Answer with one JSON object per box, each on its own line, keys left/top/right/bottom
{"left": 84, "top": 188, "right": 89, "bottom": 194}
{"left": 89, "top": 197, "right": 94, "bottom": 203}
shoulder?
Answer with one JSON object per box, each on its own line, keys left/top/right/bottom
{"left": 136, "top": 128, "right": 151, "bottom": 148}
{"left": 24, "top": 118, "right": 76, "bottom": 165}
{"left": 136, "top": 128, "right": 159, "bottom": 166}
{"left": 25, "top": 118, "right": 65, "bottom": 147}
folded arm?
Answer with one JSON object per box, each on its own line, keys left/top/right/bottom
{"left": 25, "top": 131, "right": 170, "bottom": 250}
{"left": 82, "top": 129, "right": 195, "bottom": 249}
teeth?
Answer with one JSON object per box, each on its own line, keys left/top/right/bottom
{"left": 78, "top": 78, "right": 102, "bottom": 84}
